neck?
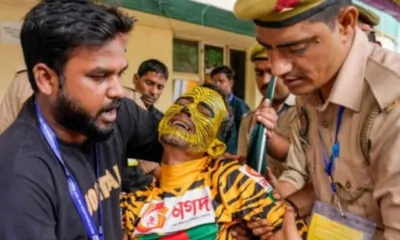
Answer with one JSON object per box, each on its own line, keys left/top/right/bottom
{"left": 160, "top": 148, "right": 209, "bottom": 192}
{"left": 161, "top": 145, "right": 204, "bottom": 165}
{"left": 36, "top": 95, "right": 87, "bottom": 145}
{"left": 271, "top": 98, "right": 285, "bottom": 111}
{"left": 318, "top": 76, "right": 336, "bottom": 101}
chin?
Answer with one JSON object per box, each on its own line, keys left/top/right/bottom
{"left": 85, "top": 123, "right": 115, "bottom": 142}
{"left": 288, "top": 85, "right": 315, "bottom": 96}
{"left": 160, "top": 134, "right": 190, "bottom": 149}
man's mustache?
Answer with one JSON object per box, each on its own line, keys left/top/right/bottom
{"left": 261, "top": 83, "right": 269, "bottom": 91}
{"left": 99, "top": 98, "right": 122, "bottom": 113}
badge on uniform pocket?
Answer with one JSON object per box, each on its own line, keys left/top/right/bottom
{"left": 308, "top": 201, "right": 376, "bottom": 240}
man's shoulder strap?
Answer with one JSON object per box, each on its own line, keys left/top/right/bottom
{"left": 360, "top": 98, "right": 400, "bottom": 164}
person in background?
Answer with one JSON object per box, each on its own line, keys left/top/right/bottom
{"left": 238, "top": 43, "right": 299, "bottom": 184}
{"left": 237, "top": 44, "right": 313, "bottom": 216}
{"left": 354, "top": 3, "right": 381, "bottom": 45}
{"left": 0, "top": 66, "right": 30, "bottom": 133}
{"left": 210, "top": 65, "right": 249, "bottom": 155}
{"left": 234, "top": 0, "right": 400, "bottom": 239}
{"left": 122, "top": 59, "right": 168, "bottom": 189}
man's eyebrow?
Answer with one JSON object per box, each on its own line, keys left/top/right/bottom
{"left": 120, "top": 64, "right": 129, "bottom": 73}
{"left": 87, "top": 63, "right": 129, "bottom": 74}
{"left": 257, "top": 36, "right": 316, "bottom": 49}
{"left": 199, "top": 102, "right": 215, "bottom": 117}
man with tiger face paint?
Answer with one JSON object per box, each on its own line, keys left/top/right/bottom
{"left": 120, "top": 83, "right": 308, "bottom": 240}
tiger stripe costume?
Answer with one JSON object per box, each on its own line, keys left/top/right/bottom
{"left": 120, "top": 157, "right": 308, "bottom": 240}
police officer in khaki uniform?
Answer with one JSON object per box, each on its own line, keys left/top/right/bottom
{"left": 233, "top": 0, "right": 400, "bottom": 239}
{"left": 237, "top": 44, "right": 306, "bottom": 191}
{"left": 0, "top": 66, "right": 31, "bottom": 133}
{"left": 355, "top": 4, "right": 382, "bottom": 45}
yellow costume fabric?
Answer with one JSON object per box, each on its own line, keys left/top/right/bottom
{"left": 120, "top": 157, "right": 308, "bottom": 239}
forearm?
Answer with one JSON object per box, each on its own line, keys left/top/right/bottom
{"left": 267, "top": 131, "right": 290, "bottom": 161}
{"left": 274, "top": 180, "right": 298, "bottom": 198}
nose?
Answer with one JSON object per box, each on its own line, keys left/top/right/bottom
{"left": 269, "top": 52, "right": 293, "bottom": 77}
{"left": 180, "top": 106, "right": 192, "bottom": 117}
{"left": 149, "top": 85, "right": 159, "bottom": 97}
{"left": 107, "top": 76, "right": 125, "bottom": 99}
{"left": 263, "top": 72, "right": 272, "bottom": 83}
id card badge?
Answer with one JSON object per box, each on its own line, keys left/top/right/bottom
{"left": 308, "top": 201, "right": 376, "bottom": 240}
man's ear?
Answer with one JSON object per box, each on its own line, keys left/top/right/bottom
{"left": 133, "top": 74, "right": 139, "bottom": 86}
{"left": 33, "top": 63, "right": 59, "bottom": 96}
{"left": 206, "top": 138, "right": 227, "bottom": 158}
{"left": 337, "top": 5, "right": 358, "bottom": 40}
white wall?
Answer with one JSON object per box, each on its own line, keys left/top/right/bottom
{"left": 190, "top": 0, "right": 235, "bottom": 11}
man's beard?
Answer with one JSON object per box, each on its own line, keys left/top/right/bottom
{"left": 160, "top": 133, "right": 190, "bottom": 150}
{"left": 54, "top": 89, "right": 121, "bottom": 142}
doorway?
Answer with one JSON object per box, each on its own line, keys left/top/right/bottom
{"left": 229, "top": 49, "right": 246, "bottom": 100}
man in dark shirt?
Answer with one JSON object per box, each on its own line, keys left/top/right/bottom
{"left": 0, "top": 1, "right": 162, "bottom": 240}
{"left": 133, "top": 59, "right": 167, "bottom": 122}
{"left": 210, "top": 66, "right": 250, "bottom": 155}
{"left": 122, "top": 59, "right": 168, "bottom": 190}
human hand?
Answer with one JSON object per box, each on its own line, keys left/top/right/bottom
{"left": 230, "top": 221, "right": 253, "bottom": 240}
{"left": 247, "top": 206, "right": 302, "bottom": 240}
{"left": 269, "top": 206, "right": 303, "bottom": 240}
{"left": 251, "top": 99, "right": 278, "bottom": 138}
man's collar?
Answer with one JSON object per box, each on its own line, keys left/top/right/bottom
{"left": 305, "top": 28, "right": 373, "bottom": 112}
{"left": 228, "top": 93, "right": 234, "bottom": 102}
{"left": 284, "top": 94, "right": 296, "bottom": 106}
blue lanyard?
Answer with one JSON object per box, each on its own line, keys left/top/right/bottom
{"left": 320, "top": 106, "right": 345, "bottom": 193}
{"left": 35, "top": 102, "right": 104, "bottom": 240}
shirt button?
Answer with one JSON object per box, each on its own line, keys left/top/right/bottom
{"left": 345, "top": 181, "right": 352, "bottom": 189}
{"left": 322, "top": 120, "right": 330, "bottom": 128}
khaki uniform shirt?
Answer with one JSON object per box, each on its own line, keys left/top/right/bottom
{"left": 123, "top": 87, "right": 160, "bottom": 174}
{"left": 0, "top": 69, "right": 159, "bottom": 173}
{"left": 0, "top": 66, "right": 31, "bottom": 134}
{"left": 287, "top": 29, "right": 400, "bottom": 239}
{"left": 237, "top": 94, "right": 306, "bottom": 190}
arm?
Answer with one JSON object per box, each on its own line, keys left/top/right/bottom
{"left": 0, "top": 157, "right": 57, "bottom": 240}
{"left": 236, "top": 113, "right": 252, "bottom": 157}
{"left": 278, "top": 112, "right": 309, "bottom": 192}
{"left": 267, "top": 131, "right": 290, "bottom": 160}
{"left": 0, "top": 69, "right": 32, "bottom": 134}
{"left": 118, "top": 98, "right": 163, "bottom": 162}
{"left": 370, "top": 106, "right": 400, "bottom": 239}
{"left": 217, "top": 161, "right": 308, "bottom": 238}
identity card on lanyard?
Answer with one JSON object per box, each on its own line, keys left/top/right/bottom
{"left": 308, "top": 106, "right": 376, "bottom": 240}
{"left": 35, "top": 102, "right": 104, "bottom": 240}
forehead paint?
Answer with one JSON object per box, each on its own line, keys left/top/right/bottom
{"left": 158, "top": 87, "right": 228, "bottom": 153}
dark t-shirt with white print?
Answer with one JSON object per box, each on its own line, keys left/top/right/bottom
{"left": 0, "top": 97, "right": 163, "bottom": 240}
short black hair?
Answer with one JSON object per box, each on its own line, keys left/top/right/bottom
{"left": 201, "top": 82, "right": 234, "bottom": 143}
{"left": 137, "top": 59, "right": 169, "bottom": 80}
{"left": 21, "top": 0, "right": 135, "bottom": 92}
{"left": 210, "top": 66, "right": 235, "bottom": 81}
{"left": 309, "top": 0, "right": 352, "bottom": 29}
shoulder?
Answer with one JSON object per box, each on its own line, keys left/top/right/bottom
{"left": 15, "top": 65, "right": 27, "bottom": 74}
{"left": 207, "top": 158, "right": 261, "bottom": 180}
{"left": 232, "top": 96, "right": 250, "bottom": 109}
{"left": 241, "top": 110, "right": 254, "bottom": 122}
{"left": 123, "top": 86, "right": 146, "bottom": 110}
{"left": 8, "top": 66, "right": 30, "bottom": 90}
{"left": 0, "top": 123, "right": 56, "bottom": 191}
{"left": 207, "top": 158, "right": 242, "bottom": 177}
{"left": 366, "top": 46, "right": 400, "bottom": 110}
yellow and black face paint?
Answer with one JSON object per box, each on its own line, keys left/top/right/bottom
{"left": 158, "top": 87, "right": 228, "bottom": 157}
